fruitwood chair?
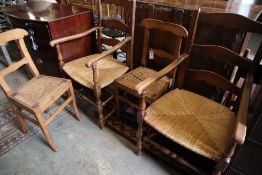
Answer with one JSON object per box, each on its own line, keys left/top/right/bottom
{"left": 114, "top": 10, "right": 199, "bottom": 119}
{"left": 0, "top": 29, "right": 80, "bottom": 151}
{"left": 135, "top": 43, "right": 256, "bottom": 174}
{"left": 50, "top": 0, "right": 136, "bottom": 128}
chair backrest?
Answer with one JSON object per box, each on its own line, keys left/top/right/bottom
{"left": 196, "top": 13, "right": 262, "bottom": 51}
{"left": 139, "top": 18, "right": 188, "bottom": 67}
{"left": 0, "top": 28, "right": 39, "bottom": 96}
{"left": 189, "top": 13, "right": 262, "bottom": 101}
{"left": 95, "top": 0, "right": 136, "bottom": 69}
{"left": 132, "top": 8, "right": 200, "bottom": 69}
{"left": 184, "top": 44, "right": 254, "bottom": 110}
{"left": 193, "top": 13, "right": 262, "bottom": 76}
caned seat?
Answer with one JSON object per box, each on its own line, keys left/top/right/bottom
{"left": 63, "top": 55, "right": 128, "bottom": 89}
{"left": 0, "top": 29, "right": 80, "bottom": 151}
{"left": 145, "top": 89, "right": 236, "bottom": 161}
{"left": 114, "top": 17, "right": 197, "bottom": 119}
{"left": 115, "top": 67, "right": 170, "bottom": 103}
{"left": 11, "top": 75, "right": 69, "bottom": 108}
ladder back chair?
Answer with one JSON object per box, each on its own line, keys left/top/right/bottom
{"left": 0, "top": 29, "right": 80, "bottom": 151}
{"left": 50, "top": 0, "right": 136, "bottom": 128}
{"left": 114, "top": 9, "right": 199, "bottom": 121}
{"left": 190, "top": 13, "right": 262, "bottom": 101}
{"left": 135, "top": 43, "right": 255, "bottom": 174}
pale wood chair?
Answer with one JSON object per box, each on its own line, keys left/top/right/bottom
{"left": 114, "top": 10, "right": 199, "bottom": 119}
{"left": 135, "top": 43, "right": 256, "bottom": 174}
{"left": 0, "top": 29, "right": 80, "bottom": 151}
{"left": 50, "top": 0, "right": 136, "bottom": 128}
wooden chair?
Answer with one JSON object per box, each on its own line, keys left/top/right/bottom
{"left": 191, "top": 13, "right": 262, "bottom": 100}
{"left": 50, "top": 0, "right": 136, "bottom": 128}
{"left": 114, "top": 10, "right": 199, "bottom": 119}
{"left": 0, "top": 29, "right": 80, "bottom": 151}
{"left": 135, "top": 43, "right": 256, "bottom": 174}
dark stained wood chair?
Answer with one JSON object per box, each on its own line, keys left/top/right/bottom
{"left": 191, "top": 13, "right": 262, "bottom": 101}
{"left": 135, "top": 43, "right": 256, "bottom": 174}
{"left": 114, "top": 9, "right": 199, "bottom": 120}
{"left": 50, "top": 0, "right": 136, "bottom": 128}
{"left": 0, "top": 29, "right": 80, "bottom": 151}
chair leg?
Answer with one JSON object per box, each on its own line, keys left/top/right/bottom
{"left": 136, "top": 93, "right": 146, "bottom": 155}
{"left": 11, "top": 105, "right": 28, "bottom": 133}
{"left": 213, "top": 142, "right": 237, "bottom": 175}
{"left": 114, "top": 86, "right": 120, "bottom": 119}
{"left": 68, "top": 85, "right": 80, "bottom": 121}
{"left": 93, "top": 87, "right": 104, "bottom": 129}
{"left": 136, "top": 111, "right": 145, "bottom": 155}
{"left": 96, "top": 92, "right": 104, "bottom": 129}
{"left": 35, "top": 113, "right": 57, "bottom": 152}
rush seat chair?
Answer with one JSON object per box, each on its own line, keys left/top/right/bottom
{"left": 0, "top": 29, "right": 80, "bottom": 151}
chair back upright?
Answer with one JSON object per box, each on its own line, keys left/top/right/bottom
{"left": 0, "top": 28, "right": 39, "bottom": 96}
{"left": 96, "top": 0, "right": 136, "bottom": 69}
{"left": 186, "top": 44, "right": 254, "bottom": 111}
{"left": 189, "top": 13, "right": 262, "bottom": 100}
{"left": 139, "top": 19, "right": 188, "bottom": 68}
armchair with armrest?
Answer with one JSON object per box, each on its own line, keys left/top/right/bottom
{"left": 134, "top": 43, "right": 255, "bottom": 174}
{"left": 50, "top": 0, "right": 136, "bottom": 128}
{"left": 114, "top": 10, "right": 200, "bottom": 121}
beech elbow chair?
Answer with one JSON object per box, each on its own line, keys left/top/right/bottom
{"left": 50, "top": 0, "right": 136, "bottom": 128}
{"left": 0, "top": 29, "right": 80, "bottom": 151}
{"left": 135, "top": 43, "right": 256, "bottom": 174}
{"left": 114, "top": 9, "right": 199, "bottom": 124}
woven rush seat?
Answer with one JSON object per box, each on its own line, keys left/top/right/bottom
{"left": 11, "top": 75, "right": 69, "bottom": 108}
{"left": 115, "top": 67, "right": 171, "bottom": 103}
{"left": 145, "top": 89, "right": 236, "bottom": 161}
{"left": 63, "top": 54, "right": 129, "bottom": 89}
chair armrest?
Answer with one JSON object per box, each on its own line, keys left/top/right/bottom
{"left": 85, "top": 36, "right": 132, "bottom": 67}
{"left": 49, "top": 27, "right": 100, "bottom": 47}
{"left": 234, "top": 73, "right": 253, "bottom": 144}
{"left": 135, "top": 53, "right": 189, "bottom": 95}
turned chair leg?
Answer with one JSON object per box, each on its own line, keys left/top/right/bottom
{"left": 35, "top": 113, "right": 57, "bottom": 152}
{"left": 114, "top": 86, "right": 120, "bottom": 119}
{"left": 11, "top": 105, "right": 28, "bottom": 133}
{"left": 92, "top": 64, "right": 105, "bottom": 129}
{"left": 68, "top": 85, "right": 80, "bottom": 121}
{"left": 136, "top": 114, "right": 143, "bottom": 155}
{"left": 97, "top": 95, "right": 105, "bottom": 129}
{"left": 213, "top": 142, "right": 237, "bottom": 175}
{"left": 93, "top": 86, "right": 104, "bottom": 129}
{"left": 136, "top": 93, "right": 146, "bottom": 155}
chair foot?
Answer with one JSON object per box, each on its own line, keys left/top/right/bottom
{"left": 36, "top": 113, "right": 58, "bottom": 151}
{"left": 12, "top": 105, "right": 28, "bottom": 133}
{"left": 41, "top": 127, "right": 58, "bottom": 152}
{"left": 71, "top": 102, "right": 80, "bottom": 121}
{"left": 17, "top": 116, "right": 28, "bottom": 134}
{"left": 68, "top": 85, "right": 80, "bottom": 121}
{"left": 136, "top": 147, "right": 142, "bottom": 155}
{"left": 99, "top": 118, "right": 105, "bottom": 129}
